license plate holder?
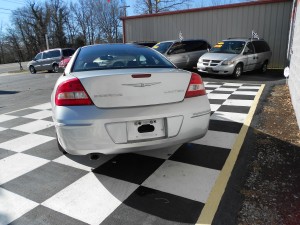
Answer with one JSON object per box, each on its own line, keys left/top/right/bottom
{"left": 127, "top": 118, "right": 166, "bottom": 141}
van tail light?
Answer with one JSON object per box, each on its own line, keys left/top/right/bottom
{"left": 55, "top": 78, "right": 94, "bottom": 106}
{"left": 184, "top": 73, "right": 206, "bottom": 98}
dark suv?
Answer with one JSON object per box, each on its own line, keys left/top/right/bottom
{"left": 27, "top": 48, "right": 75, "bottom": 73}
{"left": 152, "top": 39, "right": 211, "bottom": 70}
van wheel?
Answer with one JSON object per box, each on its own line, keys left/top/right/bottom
{"left": 232, "top": 63, "right": 243, "bottom": 79}
{"left": 29, "top": 66, "right": 36, "bottom": 74}
{"left": 52, "top": 64, "right": 59, "bottom": 73}
{"left": 261, "top": 62, "right": 268, "bottom": 73}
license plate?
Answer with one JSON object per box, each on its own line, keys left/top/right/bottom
{"left": 127, "top": 118, "right": 166, "bottom": 141}
{"left": 206, "top": 67, "right": 213, "bottom": 72}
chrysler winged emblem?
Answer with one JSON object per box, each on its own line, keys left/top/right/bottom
{"left": 122, "top": 82, "right": 161, "bottom": 87}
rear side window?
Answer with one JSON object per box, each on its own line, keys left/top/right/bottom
{"left": 62, "top": 49, "right": 75, "bottom": 57}
{"left": 49, "top": 50, "right": 61, "bottom": 58}
{"left": 184, "top": 40, "right": 209, "bottom": 52}
{"left": 252, "top": 41, "right": 270, "bottom": 53}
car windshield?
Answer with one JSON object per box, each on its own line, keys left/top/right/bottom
{"left": 72, "top": 44, "right": 175, "bottom": 72}
{"left": 152, "top": 42, "right": 173, "bottom": 54}
{"left": 210, "top": 41, "right": 245, "bottom": 54}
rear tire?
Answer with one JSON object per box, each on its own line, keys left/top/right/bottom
{"left": 29, "top": 66, "right": 36, "bottom": 74}
{"left": 260, "top": 61, "right": 268, "bottom": 73}
{"left": 232, "top": 63, "right": 243, "bottom": 79}
{"left": 52, "top": 64, "right": 59, "bottom": 73}
{"left": 56, "top": 136, "right": 67, "bottom": 154}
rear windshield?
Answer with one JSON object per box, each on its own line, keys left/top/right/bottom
{"left": 62, "top": 49, "right": 75, "bottom": 57}
{"left": 152, "top": 42, "right": 173, "bottom": 54}
{"left": 72, "top": 45, "right": 175, "bottom": 72}
{"left": 210, "top": 41, "right": 246, "bottom": 54}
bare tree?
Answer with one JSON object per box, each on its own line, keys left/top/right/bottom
{"left": 134, "top": 0, "right": 191, "bottom": 14}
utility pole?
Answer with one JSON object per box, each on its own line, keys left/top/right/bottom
{"left": 45, "top": 34, "right": 49, "bottom": 50}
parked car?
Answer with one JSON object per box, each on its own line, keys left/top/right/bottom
{"left": 197, "top": 38, "right": 272, "bottom": 78}
{"left": 27, "top": 48, "right": 75, "bottom": 74}
{"left": 51, "top": 44, "right": 211, "bottom": 155}
{"left": 152, "top": 39, "right": 211, "bottom": 70}
{"left": 59, "top": 56, "right": 72, "bottom": 72}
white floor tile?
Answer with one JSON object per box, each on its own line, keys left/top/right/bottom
{"left": 210, "top": 104, "right": 221, "bottom": 112}
{"left": 210, "top": 111, "right": 248, "bottom": 123}
{"left": 23, "top": 110, "right": 53, "bottom": 120}
{"left": 239, "top": 86, "right": 260, "bottom": 89}
{"left": 207, "top": 93, "right": 231, "bottom": 100}
{"left": 204, "top": 84, "right": 222, "bottom": 88}
{"left": 29, "top": 103, "right": 52, "bottom": 110}
{"left": 137, "top": 145, "right": 181, "bottom": 159}
{"left": 222, "top": 83, "right": 242, "bottom": 87}
{"left": 0, "top": 115, "right": 17, "bottom": 123}
{"left": 0, "top": 127, "right": 7, "bottom": 132}
{"left": 0, "top": 188, "right": 38, "bottom": 225}
{"left": 233, "top": 91, "right": 258, "bottom": 95}
{"left": 0, "top": 134, "right": 54, "bottom": 152}
{"left": 205, "top": 89, "right": 213, "bottom": 94}
{"left": 0, "top": 153, "right": 49, "bottom": 185}
{"left": 192, "top": 130, "right": 238, "bottom": 149}
{"left": 54, "top": 154, "right": 115, "bottom": 171}
{"left": 142, "top": 160, "right": 220, "bottom": 203}
{"left": 42, "top": 173, "right": 138, "bottom": 225}
{"left": 223, "top": 99, "right": 254, "bottom": 107}
{"left": 12, "top": 120, "right": 54, "bottom": 133}
{"left": 214, "top": 88, "right": 238, "bottom": 92}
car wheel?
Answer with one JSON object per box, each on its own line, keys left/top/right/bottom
{"left": 29, "top": 66, "right": 36, "bottom": 74}
{"left": 52, "top": 64, "right": 59, "bottom": 73}
{"left": 261, "top": 62, "right": 268, "bottom": 73}
{"left": 232, "top": 63, "right": 243, "bottom": 79}
{"left": 57, "top": 138, "right": 67, "bottom": 154}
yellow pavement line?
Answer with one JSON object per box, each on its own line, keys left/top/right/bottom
{"left": 196, "top": 84, "right": 265, "bottom": 225}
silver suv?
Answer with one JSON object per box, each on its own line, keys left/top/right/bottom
{"left": 152, "top": 39, "right": 211, "bottom": 70}
{"left": 197, "top": 38, "right": 272, "bottom": 78}
{"left": 27, "top": 48, "right": 75, "bottom": 74}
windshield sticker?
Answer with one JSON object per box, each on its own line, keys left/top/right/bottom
{"left": 153, "top": 45, "right": 159, "bottom": 49}
{"left": 218, "top": 42, "right": 224, "bottom": 45}
{"left": 214, "top": 44, "right": 222, "bottom": 48}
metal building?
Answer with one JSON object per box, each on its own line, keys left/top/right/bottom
{"left": 122, "top": 0, "right": 292, "bottom": 68}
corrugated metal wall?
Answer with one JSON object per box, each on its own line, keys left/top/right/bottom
{"left": 124, "top": 0, "right": 292, "bottom": 68}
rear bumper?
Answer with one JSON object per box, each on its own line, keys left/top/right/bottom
{"left": 53, "top": 96, "right": 211, "bottom": 155}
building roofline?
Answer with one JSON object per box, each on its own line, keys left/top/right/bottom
{"left": 121, "top": 0, "right": 291, "bottom": 21}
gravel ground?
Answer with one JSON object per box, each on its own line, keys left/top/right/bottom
{"left": 237, "top": 84, "right": 300, "bottom": 225}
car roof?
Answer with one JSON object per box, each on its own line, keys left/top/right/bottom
{"left": 157, "top": 39, "right": 207, "bottom": 43}
{"left": 222, "top": 38, "right": 265, "bottom": 42}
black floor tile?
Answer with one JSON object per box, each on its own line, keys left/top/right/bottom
{"left": 0, "top": 129, "right": 27, "bottom": 143}
{"left": 208, "top": 99, "right": 225, "bottom": 105}
{"left": 0, "top": 148, "right": 16, "bottom": 160}
{"left": 23, "top": 140, "right": 62, "bottom": 160}
{"left": 0, "top": 117, "right": 35, "bottom": 129}
{"left": 217, "top": 105, "right": 250, "bottom": 114}
{"left": 8, "top": 205, "right": 88, "bottom": 225}
{"left": 93, "top": 154, "right": 165, "bottom": 185}
{"left": 169, "top": 143, "right": 231, "bottom": 170}
{"left": 228, "top": 95, "right": 255, "bottom": 100}
{"left": 2, "top": 162, "right": 88, "bottom": 203}
{"left": 102, "top": 186, "right": 203, "bottom": 225}
{"left": 35, "top": 126, "right": 56, "bottom": 138}
{"left": 208, "top": 120, "right": 243, "bottom": 133}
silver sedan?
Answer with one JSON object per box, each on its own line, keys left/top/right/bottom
{"left": 51, "top": 44, "right": 211, "bottom": 155}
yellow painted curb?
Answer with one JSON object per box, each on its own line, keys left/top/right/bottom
{"left": 196, "top": 84, "right": 265, "bottom": 225}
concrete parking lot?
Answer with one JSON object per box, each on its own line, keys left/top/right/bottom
{"left": 0, "top": 69, "right": 285, "bottom": 225}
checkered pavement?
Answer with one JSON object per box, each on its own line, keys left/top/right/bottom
{"left": 0, "top": 82, "right": 261, "bottom": 225}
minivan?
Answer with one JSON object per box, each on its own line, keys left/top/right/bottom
{"left": 27, "top": 48, "right": 75, "bottom": 74}
{"left": 197, "top": 38, "right": 272, "bottom": 78}
{"left": 152, "top": 39, "right": 211, "bottom": 70}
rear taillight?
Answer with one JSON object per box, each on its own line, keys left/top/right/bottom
{"left": 184, "top": 73, "right": 206, "bottom": 98}
{"left": 55, "top": 78, "right": 94, "bottom": 106}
